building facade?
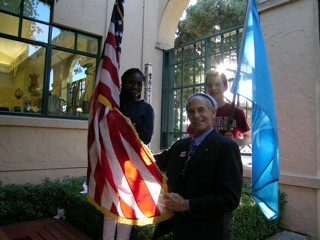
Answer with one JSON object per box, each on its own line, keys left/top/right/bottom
{"left": 0, "top": 0, "right": 319, "bottom": 239}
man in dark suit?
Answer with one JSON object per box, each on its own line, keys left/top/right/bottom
{"left": 153, "top": 93, "right": 243, "bottom": 240}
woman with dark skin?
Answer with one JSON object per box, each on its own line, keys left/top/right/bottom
{"left": 119, "top": 68, "right": 154, "bottom": 145}
{"left": 103, "top": 68, "right": 155, "bottom": 240}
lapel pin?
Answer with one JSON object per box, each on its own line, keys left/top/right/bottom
{"left": 180, "top": 151, "right": 187, "bottom": 157}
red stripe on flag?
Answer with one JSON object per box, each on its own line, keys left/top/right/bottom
{"left": 97, "top": 82, "right": 118, "bottom": 108}
{"left": 102, "top": 56, "right": 120, "bottom": 91}
{"left": 105, "top": 31, "right": 120, "bottom": 65}
{"left": 107, "top": 109, "right": 161, "bottom": 217}
{"left": 122, "top": 132, "right": 164, "bottom": 184}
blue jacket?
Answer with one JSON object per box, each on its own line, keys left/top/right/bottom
{"left": 120, "top": 94, "right": 154, "bottom": 144}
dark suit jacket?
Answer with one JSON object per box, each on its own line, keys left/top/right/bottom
{"left": 153, "top": 129, "right": 243, "bottom": 240}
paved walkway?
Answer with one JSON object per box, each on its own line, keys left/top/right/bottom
{"left": 266, "top": 230, "right": 309, "bottom": 240}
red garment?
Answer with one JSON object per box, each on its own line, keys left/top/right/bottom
{"left": 186, "top": 103, "right": 250, "bottom": 138}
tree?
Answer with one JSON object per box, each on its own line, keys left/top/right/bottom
{"left": 175, "top": 0, "right": 247, "bottom": 46}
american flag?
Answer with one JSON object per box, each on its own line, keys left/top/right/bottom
{"left": 87, "top": 0, "right": 172, "bottom": 225}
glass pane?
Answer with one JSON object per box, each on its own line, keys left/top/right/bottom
{"left": 173, "top": 90, "right": 181, "bottom": 140}
{"left": 174, "top": 64, "right": 181, "bottom": 87}
{"left": 195, "top": 41, "right": 205, "bottom": 58}
{"left": 183, "top": 88, "right": 194, "bottom": 102}
{"left": 22, "top": 19, "right": 49, "bottom": 43}
{"left": 51, "top": 27, "right": 75, "bottom": 49}
{"left": 208, "top": 36, "right": 221, "bottom": 57}
{"left": 0, "top": 12, "right": 19, "bottom": 36}
{"left": 194, "top": 86, "right": 204, "bottom": 94}
{"left": 182, "top": 88, "right": 193, "bottom": 130}
{"left": 0, "top": 0, "right": 20, "bottom": 14}
{"left": 223, "top": 50, "right": 238, "bottom": 69}
{"left": 174, "top": 48, "right": 183, "bottom": 63}
{"left": 194, "top": 59, "right": 205, "bottom": 84}
{"left": 183, "top": 61, "right": 193, "bottom": 86}
{"left": 210, "top": 55, "right": 221, "bottom": 69}
{"left": 77, "top": 34, "right": 99, "bottom": 54}
{"left": 24, "top": 0, "right": 50, "bottom": 23}
{"left": 0, "top": 38, "right": 45, "bottom": 114}
{"left": 183, "top": 44, "right": 194, "bottom": 62}
{"left": 223, "top": 30, "right": 239, "bottom": 54}
{"left": 50, "top": 50, "right": 96, "bottom": 117}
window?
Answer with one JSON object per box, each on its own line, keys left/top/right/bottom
{"left": 161, "top": 26, "right": 252, "bottom": 152}
{"left": 0, "top": 0, "right": 99, "bottom": 118}
{"left": 49, "top": 51, "right": 95, "bottom": 117}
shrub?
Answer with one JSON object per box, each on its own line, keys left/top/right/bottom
{"left": 60, "top": 177, "right": 104, "bottom": 239}
{"left": 233, "top": 182, "right": 287, "bottom": 240}
{"left": 0, "top": 178, "right": 64, "bottom": 225}
{"left": 0, "top": 177, "right": 286, "bottom": 240}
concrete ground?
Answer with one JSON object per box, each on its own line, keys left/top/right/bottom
{"left": 266, "top": 230, "right": 309, "bottom": 240}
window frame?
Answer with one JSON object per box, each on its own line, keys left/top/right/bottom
{"left": 0, "top": 0, "right": 101, "bottom": 120}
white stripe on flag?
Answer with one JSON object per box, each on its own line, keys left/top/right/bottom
{"left": 104, "top": 41, "right": 119, "bottom": 69}
{"left": 100, "top": 68, "right": 119, "bottom": 105}
{"left": 99, "top": 116, "right": 145, "bottom": 218}
{"left": 121, "top": 136, "right": 164, "bottom": 210}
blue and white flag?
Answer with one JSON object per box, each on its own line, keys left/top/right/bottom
{"left": 231, "top": 0, "right": 280, "bottom": 220}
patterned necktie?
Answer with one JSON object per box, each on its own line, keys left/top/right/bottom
{"left": 188, "top": 138, "right": 197, "bottom": 158}
{"left": 183, "top": 139, "right": 197, "bottom": 173}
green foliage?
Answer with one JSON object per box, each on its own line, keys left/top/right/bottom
{"left": 0, "top": 178, "right": 286, "bottom": 240}
{"left": 131, "top": 224, "right": 174, "bottom": 240}
{"left": 60, "top": 177, "right": 104, "bottom": 240}
{"left": 175, "top": 0, "right": 247, "bottom": 46}
{"left": 0, "top": 178, "right": 64, "bottom": 225}
{"left": 233, "top": 182, "right": 287, "bottom": 240}
{"left": 0, "top": 0, "right": 41, "bottom": 18}
{"left": 131, "top": 224, "right": 155, "bottom": 240}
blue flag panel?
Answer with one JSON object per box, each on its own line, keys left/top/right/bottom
{"left": 231, "top": 0, "right": 280, "bottom": 220}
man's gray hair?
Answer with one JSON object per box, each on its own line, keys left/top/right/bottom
{"left": 186, "top": 93, "right": 218, "bottom": 109}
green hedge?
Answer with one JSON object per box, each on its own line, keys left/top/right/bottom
{"left": 0, "top": 177, "right": 286, "bottom": 240}
{"left": 233, "top": 182, "right": 286, "bottom": 240}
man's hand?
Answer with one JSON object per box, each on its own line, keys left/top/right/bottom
{"left": 164, "top": 192, "right": 189, "bottom": 212}
{"left": 225, "top": 131, "right": 252, "bottom": 146}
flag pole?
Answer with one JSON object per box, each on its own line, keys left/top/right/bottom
{"left": 227, "top": 93, "right": 236, "bottom": 132}
{"left": 227, "top": 0, "right": 250, "bottom": 132}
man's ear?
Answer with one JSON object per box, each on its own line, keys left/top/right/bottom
{"left": 211, "top": 108, "right": 217, "bottom": 117}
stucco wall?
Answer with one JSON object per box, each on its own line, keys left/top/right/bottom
{"left": 262, "top": 0, "right": 319, "bottom": 177}
{"left": 53, "top": 0, "right": 110, "bottom": 37}
{"left": 0, "top": 116, "right": 87, "bottom": 184}
{"left": 120, "top": 1, "right": 164, "bottom": 152}
{"left": 260, "top": 0, "right": 320, "bottom": 239}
